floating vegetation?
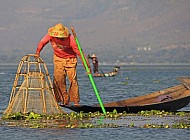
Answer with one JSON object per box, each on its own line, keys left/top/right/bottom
{"left": 1, "top": 110, "right": 190, "bottom": 129}
{"left": 153, "top": 80, "right": 160, "bottom": 83}
{"left": 141, "top": 123, "right": 190, "bottom": 129}
{"left": 121, "top": 77, "right": 129, "bottom": 85}
{"left": 122, "top": 82, "right": 128, "bottom": 85}
{"left": 138, "top": 110, "right": 173, "bottom": 116}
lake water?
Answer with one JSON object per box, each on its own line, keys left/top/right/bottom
{"left": 0, "top": 64, "right": 190, "bottom": 140}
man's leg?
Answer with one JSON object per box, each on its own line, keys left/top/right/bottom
{"left": 66, "top": 58, "right": 80, "bottom": 105}
{"left": 53, "top": 55, "right": 69, "bottom": 105}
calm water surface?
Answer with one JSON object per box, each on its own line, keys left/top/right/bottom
{"left": 0, "top": 64, "right": 190, "bottom": 140}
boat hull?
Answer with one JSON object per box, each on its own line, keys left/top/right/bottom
{"left": 63, "top": 94, "right": 190, "bottom": 113}
{"left": 61, "top": 77, "right": 190, "bottom": 113}
{"left": 94, "top": 66, "right": 120, "bottom": 77}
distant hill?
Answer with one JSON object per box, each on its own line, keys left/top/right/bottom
{"left": 0, "top": 0, "right": 190, "bottom": 64}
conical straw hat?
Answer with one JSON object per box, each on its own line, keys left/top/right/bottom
{"left": 48, "top": 23, "right": 69, "bottom": 38}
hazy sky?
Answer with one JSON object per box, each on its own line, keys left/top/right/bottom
{"left": 0, "top": 0, "right": 190, "bottom": 63}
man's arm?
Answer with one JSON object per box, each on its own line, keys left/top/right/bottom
{"left": 35, "top": 33, "right": 51, "bottom": 56}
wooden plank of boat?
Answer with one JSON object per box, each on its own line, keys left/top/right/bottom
{"left": 94, "top": 66, "right": 120, "bottom": 77}
{"left": 61, "top": 83, "right": 190, "bottom": 113}
{"left": 177, "top": 76, "right": 190, "bottom": 90}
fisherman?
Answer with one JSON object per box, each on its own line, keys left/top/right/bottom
{"left": 88, "top": 54, "right": 99, "bottom": 76}
{"left": 35, "top": 23, "right": 91, "bottom": 106}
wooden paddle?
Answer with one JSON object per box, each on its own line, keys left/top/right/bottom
{"left": 100, "top": 69, "right": 106, "bottom": 77}
{"left": 70, "top": 26, "right": 106, "bottom": 114}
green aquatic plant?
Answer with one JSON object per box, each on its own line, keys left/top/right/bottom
{"left": 129, "top": 122, "right": 134, "bottom": 127}
{"left": 153, "top": 80, "right": 160, "bottom": 83}
{"left": 2, "top": 112, "right": 23, "bottom": 120}
{"left": 141, "top": 122, "right": 190, "bottom": 129}
{"left": 142, "top": 123, "right": 170, "bottom": 129}
{"left": 105, "top": 109, "right": 125, "bottom": 119}
{"left": 175, "top": 111, "right": 186, "bottom": 117}
{"left": 27, "top": 112, "right": 43, "bottom": 120}
{"left": 138, "top": 110, "right": 172, "bottom": 116}
{"left": 2, "top": 112, "right": 45, "bottom": 120}
{"left": 77, "top": 123, "right": 94, "bottom": 128}
{"left": 172, "top": 122, "right": 190, "bottom": 129}
{"left": 30, "top": 122, "right": 45, "bottom": 128}
{"left": 1, "top": 110, "right": 190, "bottom": 129}
{"left": 122, "top": 82, "right": 128, "bottom": 85}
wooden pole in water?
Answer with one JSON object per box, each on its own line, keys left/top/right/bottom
{"left": 70, "top": 26, "right": 106, "bottom": 114}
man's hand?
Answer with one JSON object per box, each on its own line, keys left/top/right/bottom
{"left": 86, "top": 69, "right": 91, "bottom": 75}
{"left": 87, "top": 54, "right": 91, "bottom": 59}
{"left": 86, "top": 66, "right": 92, "bottom": 75}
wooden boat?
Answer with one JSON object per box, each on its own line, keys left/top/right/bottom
{"left": 61, "top": 77, "right": 190, "bottom": 113}
{"left": 94, "top": 66, "right": 120, "bottom": 77}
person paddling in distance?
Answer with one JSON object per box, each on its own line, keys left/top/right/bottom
{"left": 88, "top": 54, "right": 99, "bottom": 76}
{"left": 35, "top": 23, "right": 91, "bottom": 106}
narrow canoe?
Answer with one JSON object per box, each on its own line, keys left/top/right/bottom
{"left": 94, "top": 66, "right": 120, "bottom": 77}
{"left": 61, "top": 77, "right": 190, "bottom": 113}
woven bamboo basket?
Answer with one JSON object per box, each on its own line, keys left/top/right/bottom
{"left": 4, "top": 54, "right": 65, "bottom": 114}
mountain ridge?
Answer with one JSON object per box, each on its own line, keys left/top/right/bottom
{"left": 0, "top": 0, "right": 190, "bottom": 63}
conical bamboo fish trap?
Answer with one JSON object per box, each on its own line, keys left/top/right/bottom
{"left": 4, "top": 54, "right": 65, "bottom": 114}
